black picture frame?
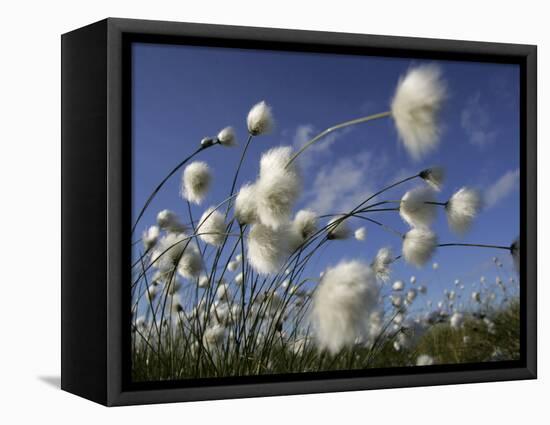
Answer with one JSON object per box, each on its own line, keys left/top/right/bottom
{"left": 61, "top": 17, "right": 537, "bottom": 406}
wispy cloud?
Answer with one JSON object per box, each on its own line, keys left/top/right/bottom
{"left": 303, "top": 150, "right": 380, "bottom": 215}
{"left": 292, "top": 124, "right": 351, "bottom": 169}
{"left": 461, "top": 93, "right": 498, "bottom": 148}
{"left": 484, "top": 168, "right": 519, "bottom": 209}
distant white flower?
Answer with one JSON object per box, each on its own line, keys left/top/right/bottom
{"left": 203, "top": 324, "right": 226, "bottom": 351}
{"left": 177, "top": 244, "right": 203, "bottom": 279}
{"left": 480, "top": 276, "right": 486, "bottom": 284}
{"left": 432, "top": 262, "right": 439, "bottom": 270}
{"left": 450, "top": 312, "right": 464, "bottom": 329}
{"left": 247, "top": 223, "right": 289, "bottom": 274}
{"left": 400, "top": 186, "right": 438, "bottom": 228}
{"left": 235, "top": 272, "right": 244, "bottom": 286}
{"left": 181, "top": 161, "right": 211, "bottom": 205}
{"left": 227, "top": 261, "right": 239, "bottom": 272}
{"left": 235, "top": 254, "right": 243, "bottom": 262}
{"left": 392, "top": 280, "right": 404, "bottom": 291}
{"left": 416, "top": 354, "right": 435, "bottom": 366}
{"left": 145, "top": 284, "right": 159, "bottom": 302}
{"left": 150, "top": 232, "right": 187, "bottom": 270}
{"left": 311, "top": 260, "right": 380, "bottom": 355}
{"left": 234, "top": 183, "right": 258, "bottom": 224}
{"left": 419, "top": 167, "right": 445, "bottom": 191}
{"left": 406, "top": 288, "right": 417, "bottom": 303}
{"left": 198, "top": 274, "right": 210, "bottom": 288}
{"left": 471, "top": 291, "right": 481, "bottom": 303}
{"left": 410, "top": 275, "right": 417, "bottom": 284}
{"left": 170, "top": 294, "right": 184, "bottom": 316}
{"left": 402, "top": 228, "right": 438, "bottom": 267}
{"left": 446, "top": 187, "right": 482, "bottom": 235}
{"left": 256, "top": 146, "right": 301, "bottom": 229}
{"left": 391, "top": 294, "right": 403, "bottom": 308}
{"left": 448, "top": 290, "right": 456, "bottom": 301}
{"left": 216, "top": 282, "right": 231, "bottom": 301}
{"left": 372, "top": 247, "right": 393, "bottom": 281}
{"left": 289, "top": 209, "right": 318, "bottom": 250}
{"left": 142, "top": 225, "right": 160, "bottom": 250}
{"left": 354, "top": 227, "right": 367, "bottom": 241}
{"left": 327, "top": 216, "right": 351, "bottom": 240}
{"left": 198, "top": 207, "right": 226, "bottom": 246}
{"left": 418, "top": 285, "right": 427, "bottom": 294}
{"left": 156, "top": 210, "right": 186, "bottom": 233}
{"left": 247, "top": 101, "right": 274, "bottom": 136}
{"left": 390, "top": 65, "right": 446, "bottom": 160}
{"left": 454, "top": 279, "right": 460, "bottom": 286}
{"left": 216, "top": 126, "right": 237, "bottom": 147}
{"left": 510, "top": 237, "right": 520, "bottom": 273}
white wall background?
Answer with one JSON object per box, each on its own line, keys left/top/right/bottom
{"left": 0, "top": 0, "right": 546, "bottom": 423}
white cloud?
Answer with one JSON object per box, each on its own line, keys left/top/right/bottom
{"left": 484, "top": 168, "right": 519, "bottom": 209}
{"left": 461, "top": 93, "right": 497, "bottom": 147}
{"left": 292, "top": 124, "right": 351, "bottom": 169}
{"left": 303, "top": 150, "right": 378, "bottom": 215}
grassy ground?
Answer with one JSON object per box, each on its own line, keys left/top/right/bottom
{"left": 131, "top": 299, "right": 520, "bottom": 382}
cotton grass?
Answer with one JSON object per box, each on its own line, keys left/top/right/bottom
{"left": 247, "top": 101, "right": 274, "bottom": 136}
{"left": 311, "top": 260, "right": 380, "bottom": 355}
{"left": 391, "top": 65, "right": 446, "bottom": 160}
{"left": 181, "top": 161, "right": 211, "bottom": 205}
{"left": 446, "top": 187, "right": 482, "bottom": 235}
{"left": 402, "top": 228, "right": 438, "bottom": 267}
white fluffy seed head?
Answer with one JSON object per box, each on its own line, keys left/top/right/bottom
{"left": 198, "top": 207, "right": 226, "bottom": 246}
{"left": 181, "top": 161, "right": 212, "bottom": 205}
{"left": 227, "top": 261, "right": 239, "bottom": 272}
{"left": 419, "top": 167, "right": 445, "bottom": 191}
{"left": 446, "top": 187, "right": 482, "bottom": 235}
{"left": 327, "top": 216, "right": 351, "bottom": 240}
{"left": 354, "top": 227, "right": 367, "bottom": 241}
{"left": 416, "top": 354, "right": 435, "bottom": 366}
{"left": 402, "top": 228, "right": 438, "bottom": 267}
{"left": 235, "top": 272, "right": 244, "bottom": 286}
{"left": 142, "top": 225, "right": 160, "bottom": 250}
{"left": 198, "top": 274, "right": 210, "bottom": 288}
{"left": 406, "top": 288, "right": 417, "bottom": 303}
{"left": 203, "top": 324, "right": 225, "bottom": 351}
{"left": 156, "top": 209, "right": 187, "bottom": 233}
{"left": 372, "top": 247, "right": 393, "bottom": 282}
{"left": 450, "top": 312, "right": 464, "bottom": 329}
{"left": 234, "top": 183, "right": 258, "bottom": 225}
{"left": 392, "top": 280, "right": 404, "bottom": 291}
{"left": 311, "top": 260, "right": 381, "bottom": 355}
{"left": 289, "top": 209, "right": 318, "bottom": 250}
{"left": 400, "top": 186, "right": 438, "bottom": 228}
{"left": 216, "top": 126, "right": 237, "bottom": 147}
{"left": 390, "top": 65, "right": 446, "bottom": 160}
{"left": 256, "top": 146, "right": 301, "bottom": 229}
{"left": 247, "top": 101, "right": 274, "bottom": 136}
{"left": 177, "top": 244, "right": 203, "bottom": 279}
{"left": 150, "top": 232, "right": 187, "bottom": 271}
{"left": 247, "top": 223, "right": 290, "bottom": 274}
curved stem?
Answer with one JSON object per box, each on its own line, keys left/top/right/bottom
{"left": 438, "top": 243, "right": 511, "bottom": 250}
{"left": 132, "top": 145, "right": 209, "bottom": 235}
{"left": 285, "top": 111, "right": 391, "bottom": 168}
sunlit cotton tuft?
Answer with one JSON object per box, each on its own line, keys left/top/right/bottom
{"left": 247, "top": 101, "right": 274, "bottom": 136}
{"left": 247, "top": 223, "right": 290, "bottom": 274}
{"left": 311, "top": 260, "right": 381, "bottom": 355}
{"left": 400, "top": 185, "right": 438, "bottom": 228}
{"left": 198, "top": 207, "right": 226, "bottom": 246}
{"left": 402, "top": 228, "right": 438, "bottom": 267}
{"left": 390, "top": 65, "right": 446, "bottom": 160}
{"left": 446, "top": 187, "right": 482, "bottom": 235}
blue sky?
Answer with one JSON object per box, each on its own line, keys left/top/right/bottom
{"left": 131, "top": 42, "right": 520, "bottom": 310}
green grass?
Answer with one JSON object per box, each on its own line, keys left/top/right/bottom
{"left": 131, "top": 299, "right": 520, "bottom": 382}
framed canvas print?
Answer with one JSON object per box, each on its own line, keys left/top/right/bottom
{"left": 61, "top": 18, "right": 537, "bottom": 406}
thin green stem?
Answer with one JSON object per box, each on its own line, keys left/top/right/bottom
{"left": 285, "top": 111, "right": 391, "bottom": 168}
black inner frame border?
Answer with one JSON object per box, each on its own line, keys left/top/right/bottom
{"left": 121, "top": 31, "right": 528, "bottom": 392}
